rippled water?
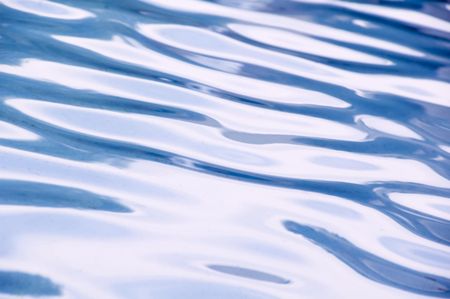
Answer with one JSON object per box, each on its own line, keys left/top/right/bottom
{"left": 1, "top": 0, "right": 450, "bottom": 298}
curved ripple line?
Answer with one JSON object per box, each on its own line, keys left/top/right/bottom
{"left": 284, "top": 220, "right": 450, "bottom": 297}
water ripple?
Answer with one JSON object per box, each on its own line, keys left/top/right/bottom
{"left": 0, "top": 0, "right": 449, "bottom": 298}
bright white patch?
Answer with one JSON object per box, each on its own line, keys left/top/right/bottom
{"left": 2, "top": 0, "right": 94, "bottom": 20}
{"left": 228, "top": 23, "right": 390, "bottom": 65}
{"left": 358, "top": 115, "right": 423, "bottom": 140}
{"left": 0, "top": 120, "right": 39, "bottom": 140}
{"left": 389, "top": 193, "right": 450, "bottom": 221}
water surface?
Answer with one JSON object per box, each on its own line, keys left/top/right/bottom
{"left": 0, "top": 0, "right": 450, "bottom": 298}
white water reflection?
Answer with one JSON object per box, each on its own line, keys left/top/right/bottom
{"left": 2, "top": 0, "right": 94, "bottom": 20}
{"left": 1, "top": 0, "right": 449, "bottom": 298}
{"left": 227, "top": 23, "right": 391, "bottom": 65}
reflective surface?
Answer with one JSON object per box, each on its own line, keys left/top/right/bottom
{"left": 0, "top": 0, "right": 449, "bottom": 298}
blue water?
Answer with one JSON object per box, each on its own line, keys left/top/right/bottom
{"left": 0, "top": 0, "right": 450, "bottom": 298}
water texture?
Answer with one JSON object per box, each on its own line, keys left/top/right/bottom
{"left": 0, "top": 0, "right": 449, "bottom": 298}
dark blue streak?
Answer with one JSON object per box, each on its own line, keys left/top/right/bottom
{"left": 0, "top": 180, "right": 132, "bottom": 213}
{"left": 0, "top": 270, "right": 61, "bottom": 296}
{"left": 284, "top": 220, "right": 450, "bottom": 298}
